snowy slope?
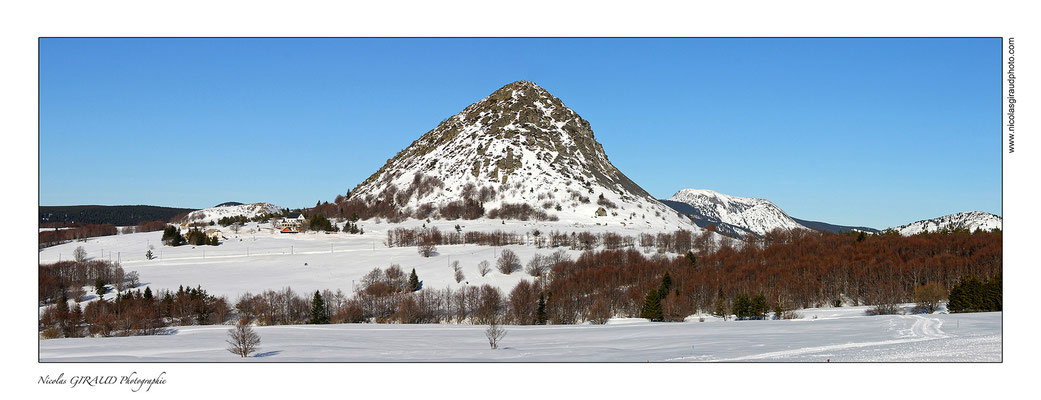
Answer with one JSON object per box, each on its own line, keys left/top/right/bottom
{"left": 890, "top": 211, "right": 1002, "bottom": 235}
{"left": 663, "top": 189, "right": 808, "bottom": 237}
{"left": 182, "top": 202, "right": 282, "bottom": 224}
{"left": 346, "top": 80, "right": 696, "bottom": 232}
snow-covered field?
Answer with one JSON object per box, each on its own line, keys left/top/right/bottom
{"left": 39, "top": 221, "right": 601, "bottom": 301}
{"left": 39, "top": 308, "right": 1000, "bottom": 362}
{"left": 38, "top": 222, "right": 1001, "bottom": 362}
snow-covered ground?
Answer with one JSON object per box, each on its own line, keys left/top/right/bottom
{"left": 39, "top": 220, "right": 617, "bottom": 302}
{"left": 38, "top": 222, "right": 1000, "bottom": 362}
{"left": 39, "top": 308, "right": 1000, "bottom": 362}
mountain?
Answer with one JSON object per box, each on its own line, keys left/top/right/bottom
{"left": 790, "top": 218, "right": 879, "bottom": 234}
{"left": 890, "top": 211, "right": 1002, "bottom": 235}
{"left": 661, "top": 189, "right": 809, "bottom": 237}
{"left": 346, "top": 80, "right": 694, "bottom": 231}
{"left": 39, "top": 205, "right": 196, "bottom": 226}
{"left": 182, "top": 202, "right": 283, "bottom": 224}
{"left": 215, "top": 201, "right": 245, "bottom": 207}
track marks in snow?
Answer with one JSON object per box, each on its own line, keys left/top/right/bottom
{"left": 669, "top": 315, "right": 949, "bottom": 362}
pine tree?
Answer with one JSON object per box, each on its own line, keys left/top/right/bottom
{"left": 408, "top": 268, "right": 421, "bottom": 292}
{"left": 640, "top": 289, "right": 663, "bottom": 321}
{"left": 94, "top": 278, "right": 106, "bottom": 300}
{"left": 751, "top": 294, "right": 768, "bottom": 320}
{"left": 536, "top": 292, "right": 547, "bottom": 325}
{"left": 309, "top": 291, "right": 329, "bottom": 324}
{"left": 733, "top": 293, "right": 752, "bottom": 320}
{"left": 658, "top": 272, "right": 672, "bottom": 300}
{"left": 145, "top": 249, "right": 154, "bottom": 260}
{"left": 143, "top": 286, "right": 153, "bottom": 300}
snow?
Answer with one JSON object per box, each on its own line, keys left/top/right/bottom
{"left": 890, "top": 211, "right": 1002, "bottom": 235}
{"left": 667, "top": 188, "right": 808, "bottom": 236}
{"left": 39, "top": 226, "right": 1000, "bottom": 362}
{"left": 39, "top": 308, "right": 1001, "bottom": 362}
{"left": 40, "top": 221, "right": 594, "bottom": 302}
{"left": 347, "top": 81, "right": 703, "bottom": 234}
{"left": 183, "top": 202, "right": 282, "bottom": 224}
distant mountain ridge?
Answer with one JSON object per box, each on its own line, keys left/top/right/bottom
{"left": 890, "top": 211, "right": 1002, "bottom": 235}
{"left": 39, "top": 205, "right": 196, "bottom": 226}
{"left": 791, "top": 218, "right": 879, "bottom": 234}
{"left": 661, "top": 189, "right": 808, "bottom": 238}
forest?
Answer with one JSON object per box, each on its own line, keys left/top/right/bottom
{"left": 39, "top": 205, "right": 195, "bottom": 226}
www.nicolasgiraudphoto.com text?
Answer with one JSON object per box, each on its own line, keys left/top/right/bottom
{"left": 1007, "top": 37, "right": 1015, "bottom": 154}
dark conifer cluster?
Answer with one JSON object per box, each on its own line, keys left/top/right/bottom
{"left": 947, "top": 273, "right": 1002, "bottom": 313}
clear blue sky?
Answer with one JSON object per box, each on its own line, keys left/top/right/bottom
{"left": 40, "top": 38, "right": 1001, "bottom": 228}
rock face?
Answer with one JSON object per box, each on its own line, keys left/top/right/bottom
{"left": 662, "top": 189, "right": 809, "bottom": 238}
{"left": 890, "top": 211, "right": 1002, "bottom": 235}
{"left": 348, "top": 80, "right": 694, "bottom": 230}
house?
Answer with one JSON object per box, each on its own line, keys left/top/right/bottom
{"left": 275, "top": 213, "right": 307, "bottom": 230}
{"left": 274, "top": 213, "right": 306, "bottom": 233}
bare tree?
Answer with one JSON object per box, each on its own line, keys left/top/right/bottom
{"left": 485, "top": 319, "right": 507, "bottom": 349}
{"left": 496, "top": 249, "right": 520, "bottom": 274}
{"left": 226, "top": 318, "right": 261, "bottom": 358}
{"left": 73, "top": 246, "right": 88, "bottom": 262}
{"left": 418, "top": 240, "right": 436, "bottom": 257}
{"left": 112, "top": 266, "right": 126, "bottom": 291}
{"left": 478, "top": 260, "right": 491, "bottom": 277}
{"left": 454, "top": 269, "right": 465, "bottom": 283}
{"left": 126, "top": 271, "right": 140, "bottom": 288}
{"left": 230, "top": 222, "right": 242, "bottom": 234}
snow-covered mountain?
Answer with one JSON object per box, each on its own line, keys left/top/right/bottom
{"left": 661, "top": 189, "right": 809, "bottom": 237}
{"left": 346, "top": 80, "right": 695, "bottom": 231}
{"left": 890, "top": 211, "right": 1002, "bottom": 235}
{"left": 182, "top": 202, "right": 282, "bottom": 224}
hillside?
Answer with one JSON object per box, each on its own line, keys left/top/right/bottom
{"left": 39, "top": 205, "right": 196, "bottom": 226}
{"left": 182, "top": 202, "right": 283, "bottom": 224}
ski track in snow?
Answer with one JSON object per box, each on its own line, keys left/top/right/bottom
{"left": 668, "top": 315, "right": 948, "bottom": 362}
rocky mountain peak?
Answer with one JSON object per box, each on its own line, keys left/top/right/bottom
{"left": 343, "top": 81, "right": 693, "bottom": 231}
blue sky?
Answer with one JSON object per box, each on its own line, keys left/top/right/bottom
{"left": 40, "top": 38, "right": 1000, "bottom": 228}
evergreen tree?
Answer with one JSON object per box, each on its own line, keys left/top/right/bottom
{"left": 309, "top": 291, "right": 329, "bottom": 324}
{"left": 143, "top": 286, "right": 153, "bottom": 300}
{"left": 733, "top": 293, "right": 752, "bottom": 320}
{"left": 750, "top": 294, "right": 768, "bottom": 320}
{"left": 536, "top": 292, "right": 547, "bottom": 325}
{"left": 145, "top": 249, "right": 154, "bottom": 260}
{"left": 94, "top": 278, "right": 106, "bottom": 300}
{"left": 408, "top": 268, "right": 421, "bottom": 292}
{"left": 658, "top": 272, "right": 672, "bottom": 300}
{"left": 640, "top": 289, "right": 663, "bottom": 321}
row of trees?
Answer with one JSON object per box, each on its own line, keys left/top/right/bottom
{"left": 39, "top": 224, "right": 118, "bottom": 248}
{"left": 382, "top": 226, "right": 718, "bottom": 256}
{"left": 40, "top": 284, "right": 232, "bottom": 338}
{"left": 38, "top": 259, "right": 138, "bottom": 305}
